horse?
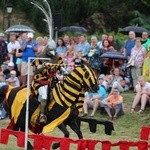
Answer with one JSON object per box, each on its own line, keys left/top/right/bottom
{"left": 0, "top": 64, "right": 99, "bottom": 149}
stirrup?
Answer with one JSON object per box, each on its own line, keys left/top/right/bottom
{"left": 39, "top": 113, "right": 47, "bottom": 124}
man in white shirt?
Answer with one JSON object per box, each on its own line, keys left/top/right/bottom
{"left": 7, "top": 33, "right": 20, "bottom": 65}
{"left": 76, "top": 34, "right": 90, "bottom": 56}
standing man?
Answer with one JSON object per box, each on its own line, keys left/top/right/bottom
{"left": 141, "top": 31, "right": 150, "bottom": 52}
{"left": 97, "top": 34, "right": 108, "bottom": 48}
{"left": 76, "top": 34, "right": 90, "bottom": 56}
{"left": 124, "top": 31, "right": 136, "bottom": 59}
{"left": 20, "top": 32, "right": 38, "bottom": 85}
{"left": 63, "top": 34, "right": 70, "bottom": 48}
{"left": 7, "top": 33, "right": 20, "bottom": 65}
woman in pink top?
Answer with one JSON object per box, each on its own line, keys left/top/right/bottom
{"left": 102, "top": 87, "right": 123, "bottom": 120}
{"left": 130, "top": 38, "right": 146, "bottom": 89}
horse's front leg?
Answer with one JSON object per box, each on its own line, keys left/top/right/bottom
{"left": 52, "top": 123, "right": 69, "bottom": 149}
{"left": 69, "top": 119, "right": 83, "bottom": 139}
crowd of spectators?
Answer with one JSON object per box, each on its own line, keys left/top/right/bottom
{"left": 0, "top": 30, "right": 150, "bottom": 120}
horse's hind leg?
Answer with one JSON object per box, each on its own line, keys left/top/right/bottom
{"left": 52, "top": 123, "right": 69, "bottom": 150}
{"left": 69, "top": 120, "right": 83, "bottom": 139}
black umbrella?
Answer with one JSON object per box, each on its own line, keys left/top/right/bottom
{"left": 120, "top": 26, "right": 149, "bottom": 36}
{"left": 59, "top": 26, "right": 87, "bottom": 33}
{"left": 100, "top": 51, "right": 126, "bottom": 67}
{"left": 100, "top": 51, "right": 126, "bottom": 60}
{"left": 5, "top": 25, "right": 35, "bottom": 33}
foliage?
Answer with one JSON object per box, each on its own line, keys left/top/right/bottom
{"left": 129, "top": 10, "right": 150, "bottom": 31}
{"left": 0, "top": 0, "right": 150, "bottom": 34}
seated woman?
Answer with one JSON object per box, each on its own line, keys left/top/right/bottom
{"left": 131, "top": 76, "right": 150, "bottom": 114}
{"left": 109, "top": 68, "right": 129, "bottom": 93}
{"left": 82, "top": 77, "right": 107, "bottom": 117}
{"left": 102, "top": 87, "right": 123, "bottom": 120}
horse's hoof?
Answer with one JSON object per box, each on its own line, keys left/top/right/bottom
{"left": 52, "top": 142, "right": 60, "bottom": 149}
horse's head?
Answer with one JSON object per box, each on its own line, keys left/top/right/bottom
{"left": 75, "top": 65, "right": 99, "bottom": 93}
{"left": 0, "top": 84, "right": 9, "bottom": 104}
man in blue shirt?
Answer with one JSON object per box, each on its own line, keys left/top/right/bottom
{"left": 76, "top": 34, "right": 90, "bottom": 56}
{"left": 124, "top": 31, "right": 136, "bottom": 59}
{"left": 82, "top": 77, "right": 107, "bottom": 117}
{"left": 20, "top": 32, "right": 38, "bottom": 85}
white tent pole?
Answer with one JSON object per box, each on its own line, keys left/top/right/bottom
{"left": 24, "top": 57, "right": 50, "bottom": 150}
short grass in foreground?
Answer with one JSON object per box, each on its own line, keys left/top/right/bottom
{"left": 0, "top": 91, "right": 150, "bottom": 149}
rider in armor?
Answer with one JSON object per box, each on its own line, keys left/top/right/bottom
{"left": 31, "top": 45, "right": 63, "bottom": 124}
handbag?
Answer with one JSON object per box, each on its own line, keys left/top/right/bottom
{"left": 88, "top": 49, "right": 96, "bottom": 57}
{"left": 127, "top": 59, "right": 135, "bottom": 68}
{"left": 126, "top": 48, "right": 142, "bottom": 68}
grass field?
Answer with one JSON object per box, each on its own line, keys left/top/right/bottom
{"left": 0, "top": 91, "right": 150, "bottom": 150}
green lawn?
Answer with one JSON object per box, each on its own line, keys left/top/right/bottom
{"left": 0, "top": 92, "right": 150, "bottom": 150}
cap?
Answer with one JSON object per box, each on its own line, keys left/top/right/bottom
{"left": 0, "top": 33, "right": 4, "bottom": 37}
{"left": 8, "top": 62, "right": 15, "bottom": 67}
{"left": 27, "top": 32, "right": 34, "bottom": 38}
{"left": 98, "top": 74, "right": 105, "bottom": 80}
{"left": 10, "top": 70, "right": 16, "bottom": 75}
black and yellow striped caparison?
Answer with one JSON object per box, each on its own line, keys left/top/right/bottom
{"left": 31, "top": 57, "right": 63, "bottom": 95}
{"left": 42, "top": 64, "right": 98, "bottom": 133}
{"left": 52, "top": 65, "right": 97, "bottom": 111}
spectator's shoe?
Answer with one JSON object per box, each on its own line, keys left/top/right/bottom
{"left": 0, "top": 117, "right": 5, "bottom": 120}
{"left": 108, "top": 116, "right": 113, "bottom": 121}
{"left": 137, "top": 109, "right": 144, "bottom": 114}
{"left": 81, "top": 113, "right": 88, "bottom": 117}
{"left": 113, "top": 116, "right": 118, "bottom": 120}
{"left": 130, "top": 108, "right": 135, "bottom": 113}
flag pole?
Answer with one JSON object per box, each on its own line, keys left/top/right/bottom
{"left": 24, "top": 57, "right": 50, "bottom": 150}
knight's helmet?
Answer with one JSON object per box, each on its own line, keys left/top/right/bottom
{"left": 43, "top": 39, "right": 56, "bottom": 58}
{"left": 31, "top": 59, "right": 43, "bottom": 72}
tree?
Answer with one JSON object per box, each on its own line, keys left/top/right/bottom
{"left": 1, "top": 0, "right": 149, "bottom": 34}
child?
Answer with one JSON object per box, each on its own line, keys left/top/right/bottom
{"left": 6, "top": 70, "right": 20, "bottom": 87}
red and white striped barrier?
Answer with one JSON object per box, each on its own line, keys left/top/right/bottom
{"left": 0, "top": 126, "right": 150, "bottom": 150}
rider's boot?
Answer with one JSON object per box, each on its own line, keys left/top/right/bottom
{"left": 39, "top": 100, "right": 47, "bottom": 124}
